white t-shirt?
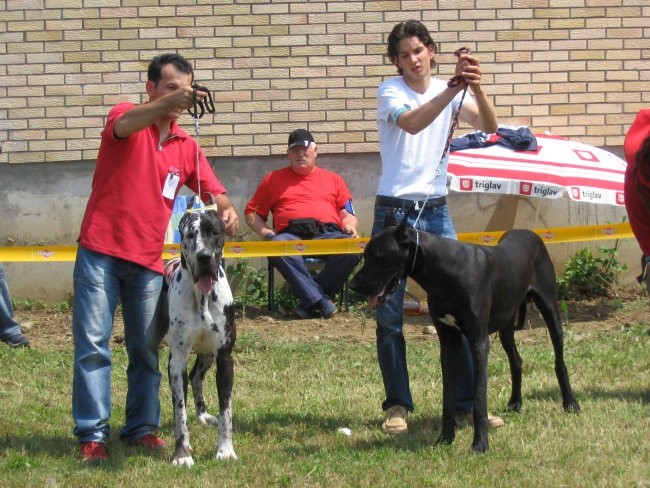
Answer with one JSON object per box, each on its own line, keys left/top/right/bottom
{"left": 376, "top": 77, "right": 475, "bottom": 200}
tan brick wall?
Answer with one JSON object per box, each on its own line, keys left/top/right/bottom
{"left": 1, "top": 0, "right": 648, "bottom": 164}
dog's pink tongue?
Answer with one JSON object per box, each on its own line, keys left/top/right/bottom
{"left": 198, "top": 276, "right": 214, "bottom": 293}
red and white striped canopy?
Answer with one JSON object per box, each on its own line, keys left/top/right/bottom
{"left": 448, "top": 133, "right": 627, "bottom": 206}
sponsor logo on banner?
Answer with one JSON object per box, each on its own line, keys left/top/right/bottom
{"left": 542, "top": 231, "right": 557, "bottom": 241}
{"left": 292, "top": 242, "right": 308, "bottom": 253}
{"left": 355, "top": 241, "right": 367, "bottom": 250}
{"left": 571, "top": 187, "right": 581, "bottom": 200}
{"left": 460, "top": 178, "right": 473, "bottom": 191}
{"left": 478, "top": 234, "right": 496, "bottom": 244}
{"left": 519, "top": 182, "right": 533, "bottom": 195}
{"left": 38, "top": 249, "right": 55, "bottom": 259}
{"left": 533, "top": 186, "right": 560, "bottom": 198}
{"left": 601, "top": 226, "right": 615, "bottom": 237}
{"left": 581, "top": 189, "right": 602, "bottom": 201}
{"left": 229, "top": 245, "right": 245, "bottom": 255}
{"left": 474, "top": 180, "right": 502, "bottom": 192}
{"left": 165, "top": 247, "right": 180, "bottom": 257}
{"left": 616, "top": 192, "right": 625, "bottom": 205}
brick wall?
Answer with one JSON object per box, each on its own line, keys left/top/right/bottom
{"left": 1, "top": 0, "right": 648, "bottom": 164}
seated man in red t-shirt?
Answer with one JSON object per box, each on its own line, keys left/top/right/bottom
{"left": 245, "top": 129, "right": 361, "bottom": 319}
{"left": 624, "top": 109, "right": 650, "bottom": 293}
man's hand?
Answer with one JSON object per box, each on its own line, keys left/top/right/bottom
{"left": 220, "top": 206, "right": 239, "bottom": 236}
{"left": 454, "top": 52, "right": 484, "bottom": 91}
{"left": 162, "top": 86, "right": 207, "bottom": 119}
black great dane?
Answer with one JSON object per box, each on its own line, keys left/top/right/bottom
{"left": 350, "top": 210, "right": 580, "bottom": 453}
{"left": 159, "top": 195, "right": 237, "bottom": 467}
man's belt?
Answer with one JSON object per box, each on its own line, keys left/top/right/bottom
{"left": 375, "top": 195, "right": 447, "bottom": 210}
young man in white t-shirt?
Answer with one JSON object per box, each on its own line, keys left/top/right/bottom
{"left": 373, "top": 19, "right": 503, "bottom": 435}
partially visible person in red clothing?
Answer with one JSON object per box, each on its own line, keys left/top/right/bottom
{"left": 624, "top": 108, "right": 650, "bottom": 293}
{"left": 72, "top": 53, "right": 238, "bottom": 463}
{"left": 245, "top": 129, "right": 361, "bottom": 319}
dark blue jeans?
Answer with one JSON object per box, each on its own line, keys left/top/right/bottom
{"left": 269, "top": 231, "right": 361, "bottom": 308}
{"left": 372, "top": 203, "right": 474, "bottom": 414}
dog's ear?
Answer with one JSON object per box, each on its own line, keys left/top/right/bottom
{"left": 205, "top": 192, "right": 215, "bottom": 205}
{"left": 384, "top": 207, "right": 398, "bottom": 227}
{"left": 186, "top": 197, "right": 196, "bottom": 211}
{"left": 395, "top": 207, "right": 412, "bottom": 243}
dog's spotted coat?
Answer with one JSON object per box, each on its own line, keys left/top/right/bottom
{"left": 161, "top": 203, "right": 237, "bottom": 467}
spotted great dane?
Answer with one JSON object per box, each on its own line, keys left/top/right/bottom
{"left": 160, "top": 196, "right": 237, "bottom": 467}
{"left": 350, "top": 210, "right": 580, "bottom": 453}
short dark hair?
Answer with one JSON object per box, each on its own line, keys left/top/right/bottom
{"left": 387, "top": 20, "right": 437, "bottom": 75}
{"left": 147, "top": 53, "right": 194, "bottom": 84}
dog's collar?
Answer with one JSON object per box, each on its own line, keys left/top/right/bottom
{"left": 185, "top": 204, "right": 218, "bottom": 214}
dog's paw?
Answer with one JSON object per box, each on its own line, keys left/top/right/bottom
{"left": 197, "top": 412, "right": 218, "bottom": 425}
{"left": 172, "top": 455, "right": 195, "bottom": 467}
{"left": 172, "top": 444, "right": 194, "bottom": 468}
{"left": 216, "top": 444, "right": 238, "bottom": 461}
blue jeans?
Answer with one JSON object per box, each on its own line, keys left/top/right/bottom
{"left": 372, "top": 203, "right": 474, "bottom": 414}
{"left": 72, "top": 245, "right": 164, "bottom": 444}
{"left": 0, "top": 263, "right": 21, "bottom": 338}
{"left": 269, "top": 231, "right": 361, "bottom": 308}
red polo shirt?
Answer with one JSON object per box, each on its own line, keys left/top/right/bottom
{"left": 624, "top": 109, "right": 650, "bottom": 255}
{"left": 78, "top": 102, "right": 227, "bottom": 273}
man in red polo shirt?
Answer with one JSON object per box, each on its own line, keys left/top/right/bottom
{"left": 245, "top": 129, "right": 360, "bottom": 319}
{"left": 624, "top": 109, "right": 650, "bottom": 293}
{"left": 72, "top": 53, "right": 238, "bottom": 462}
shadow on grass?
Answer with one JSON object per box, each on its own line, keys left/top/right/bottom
{"left": 523, "top": 385, "right": 650, "bottom": 405}
{"left": 0, "top": 433, "right": 170, "bottom": 468}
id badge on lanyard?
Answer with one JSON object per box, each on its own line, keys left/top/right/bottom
{"left": 162, "top": 167, "right": 181, "bottom": 200}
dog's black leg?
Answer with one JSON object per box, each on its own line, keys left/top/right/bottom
{"left": 532, "top": 293, "right": 581, "bottom": 413}
{"left": 499, "top": 323, "right": 523, "bottom": 412}
{"left": 434, "top": 327, "right": 462, "bottom": 447}
{"left": 469, "top": 336, "right": 490, "bottom": 453}
{"left": 190, "top": 353, "right": 218, "bottom": 425}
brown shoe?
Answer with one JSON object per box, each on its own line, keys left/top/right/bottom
{"left": 488, "top": 412, "right": 505, "bottom": 428}
{"left": 381, "top": 405, "right": 408, "bottom": 435}
{"left": 455, "top": 411, "right": 505, "bottom": 429}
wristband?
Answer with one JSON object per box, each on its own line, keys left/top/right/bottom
{"left": 265, "top": 232, "right": 275, "bottom": 240}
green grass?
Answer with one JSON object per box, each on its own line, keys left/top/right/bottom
{"left": 0, "top": 318, "right": 649, "bottom": 487}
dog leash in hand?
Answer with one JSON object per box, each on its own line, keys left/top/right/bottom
{"left": 187, "top": 83, "right": 217, "bottom": 212}
{"left": 413, "top": 47, "right": 471, "bottom": 229}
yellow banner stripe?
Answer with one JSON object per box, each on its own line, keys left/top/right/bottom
{"left": 0, "top": 222, "right": 634, "bottom": 263}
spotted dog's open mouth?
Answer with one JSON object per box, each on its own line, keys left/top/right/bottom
{"left": 196, "top": 272, "right": 215, "bottom": 293}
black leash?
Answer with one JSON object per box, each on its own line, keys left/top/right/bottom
{"left": 187, "top": 83, "right": 216, "bottom": 209}
{"left": 188, "top": 83, "right": 216, "bottom": 119}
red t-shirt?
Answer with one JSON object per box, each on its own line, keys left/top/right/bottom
{"left": 245, "top": 166, "right": 352, "bottom": 232}
{"left": 624, "top": 109, "right": 650, "bottom": 255}
{"left": 78, "top": 102, "right": 227, "bottom": 273}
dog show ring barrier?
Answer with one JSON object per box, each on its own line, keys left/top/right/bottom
{"left": 0, "top": 222, "right": 636, "bottom": 263}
